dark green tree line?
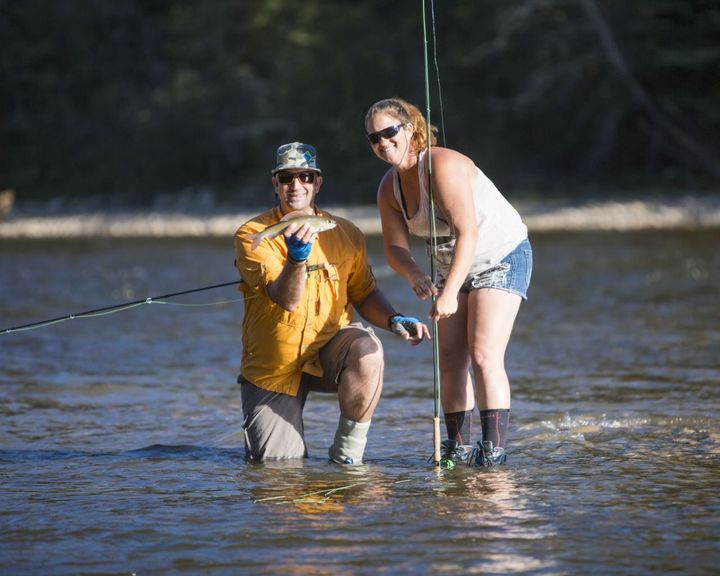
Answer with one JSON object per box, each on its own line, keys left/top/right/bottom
{"left": 1, "top": 0, "right": 718, "bottom": 206}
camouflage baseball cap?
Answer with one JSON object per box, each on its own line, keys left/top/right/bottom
{"left": 272, "top": 142, "right": 321, "bottom": 174}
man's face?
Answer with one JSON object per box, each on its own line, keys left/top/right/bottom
{"left": 273, "top": 170, "right": 322, "bottom": 215}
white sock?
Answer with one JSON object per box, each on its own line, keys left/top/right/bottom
{"left": 328, "top": 416, "right": 370, "bottom": 465}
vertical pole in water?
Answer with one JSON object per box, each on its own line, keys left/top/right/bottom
{"left": 422, "top": 0, "right": 442, "bottom": 465}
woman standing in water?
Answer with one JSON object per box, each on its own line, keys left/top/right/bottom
{"left": 365, "top": 97, "right": 532, "bottom": 467}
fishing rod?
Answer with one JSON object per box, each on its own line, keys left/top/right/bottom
{"left": 422, "top": 0, "right": 443, "bottom": 466}
{"left": 1, "top": 280, "right": 241, "bottom": 335}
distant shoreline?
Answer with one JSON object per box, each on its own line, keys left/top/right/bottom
{"left": 1, "top": 195, "right": 720, "bottom": 238}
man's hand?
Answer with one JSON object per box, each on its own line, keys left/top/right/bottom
{"left": 388, "top": 314, "right": 431, "bottom": 346}
{"left": 283, "top": 223, "right": 316, "bottom": 263}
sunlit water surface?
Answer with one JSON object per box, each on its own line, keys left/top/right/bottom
{"left": 1, "top": 231, "right": 719, "bottom": 575}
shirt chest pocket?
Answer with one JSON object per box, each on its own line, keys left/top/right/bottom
{"left": 307, "top": 263, "right": 342, "bottom": 317}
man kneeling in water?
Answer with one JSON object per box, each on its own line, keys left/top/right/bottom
{"left": 234, "top": 141, "right": 430, "bottom": 464}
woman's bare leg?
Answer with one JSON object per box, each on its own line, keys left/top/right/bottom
{"left": 438, "top": 291, "right": 474, "bottom": 413}
{"left": 466, "top": 288, "right": 521, "bottom": 410}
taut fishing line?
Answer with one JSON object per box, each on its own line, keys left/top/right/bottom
{"left": 429, "top": 0, "right": 447, "bottom": 147}
{"left": 1, "top": 280, "right": 243, "bottom": 335}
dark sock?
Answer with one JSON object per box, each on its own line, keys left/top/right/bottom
{"left": 480, "top": 409, "right": 510, "bottom": 448}
{"left": 444, "top": 410, "right": 473, "bottom": 446}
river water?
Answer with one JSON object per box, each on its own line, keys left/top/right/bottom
{"left": 1, "top": 230, "right": 719, "bottom": 575}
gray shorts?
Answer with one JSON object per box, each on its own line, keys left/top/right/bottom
{"left": 239, "top": 323, "right": 380, "bottom": 461}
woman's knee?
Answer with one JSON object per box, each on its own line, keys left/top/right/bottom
{"left": 470, "top": 346, "right": 505, "bottom": 378}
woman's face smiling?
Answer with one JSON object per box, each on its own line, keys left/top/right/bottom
{"left": 366, "top": 113, "right": 414, "bottom": 168}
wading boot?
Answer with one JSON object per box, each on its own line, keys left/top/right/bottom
{"left": 440, "top": 440, "right": 474, "bottom": 463}
{"left": 328, "top": 417, "right": 369, "bottom": 465}
{"left": 469, "top": 440, "right": 507, "bottom": 468}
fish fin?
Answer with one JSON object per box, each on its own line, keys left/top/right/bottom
{"left": 279, "top": 210, "right": 306, "bottom": 222}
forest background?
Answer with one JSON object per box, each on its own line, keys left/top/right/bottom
{"left": 1, "top": 0, "right": 719, "bottom": 210}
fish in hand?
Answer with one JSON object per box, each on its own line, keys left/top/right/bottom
{"left": 246, "top": 211, "right": 336, "bottom": 250}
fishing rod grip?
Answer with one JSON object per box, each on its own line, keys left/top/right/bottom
{"left": 432, "top": 416, "right": 441, "bottom": 463}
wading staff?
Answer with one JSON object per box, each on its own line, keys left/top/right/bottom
{"left": 422, "top": 0, "right": 442, "bottom": 465}
{"left": 1, "top": 280, "right": 241, "bottom": 335}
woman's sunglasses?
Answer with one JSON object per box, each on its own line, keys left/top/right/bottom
{"left": 366, "top": 124, "right": 404, "bottom": 145}
{"left": 275, "top": 171, "right": 317, "bottom": 185}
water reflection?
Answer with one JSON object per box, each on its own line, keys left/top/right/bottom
{"left": 425, "top": 467, "right": 560, "bottom": 574}
{"left": 1, "top": 232, "right": 719, "bottom": 574}
{"left": 247, "top": 461, "right": 399, "bottom": 516}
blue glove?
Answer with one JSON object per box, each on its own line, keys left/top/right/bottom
{"left": 285, "top": 234, "right": 313, "bottom": 263}
{"left": 388, "top": 314, "right": 420, "bottom": 337}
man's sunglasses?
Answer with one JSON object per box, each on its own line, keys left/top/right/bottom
{"left": 366, "top": 124, "right": 404, "bottom": 145}
{"left": 275, "top": 171, "right": 317, "bottom": 184}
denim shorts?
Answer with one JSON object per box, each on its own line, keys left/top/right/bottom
{"left": 457, "top": 238, "right": 533, "bottom": 299}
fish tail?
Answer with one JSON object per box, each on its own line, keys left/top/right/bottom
{"left": 247, "top": 232, "right": 262, "bottom": 250}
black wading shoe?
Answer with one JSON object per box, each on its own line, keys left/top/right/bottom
{"left": 469, "top": 440, "right": 507, "bottom": 468}
{"left": 440, "top": 440, "right": 475, "bottom": 463}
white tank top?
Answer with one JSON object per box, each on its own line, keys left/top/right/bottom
{"left": 392, "top": 150, "right": 527, "bottom": 277}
